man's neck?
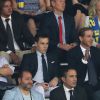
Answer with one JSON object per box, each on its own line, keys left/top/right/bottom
{"left": 63, "top": 84, "right": 74, "bottom": 90}
{"left": 1, "top": 15, "right": 11, "bottom": 19}
{"left": 80, "top": 44, "right": 90, "bottom": 50}
{"left": 53, "top": 9, "right": 63, "bottom": 16}
{"left": 19, "top": 87, "right": 30, "bottom": 95}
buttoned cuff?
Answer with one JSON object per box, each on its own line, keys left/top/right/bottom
{"left": 6, "top": 50, "right": 12, "bottom": 54}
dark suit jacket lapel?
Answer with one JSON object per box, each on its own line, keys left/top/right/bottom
{"left": 90, "top": 47, "right": 95, "bottom": 61}
{"left": 77, "top": 46, "right": 84, "bottom": 59}
{"left": 60, "top": 86, "right": 67, "bottom": 100}
{"left": 0, "top": 17, "right": 5, "bottom": 30}
{"left": 11, "top": 14, "right": 17, "bottom": 41}
{"left": 51, "top": 12, "right": 59, "bottom": 41}
{"left": 46, "top": 53, "right": 50, "bottom": 71}
{"left": 63, "top": 13, "right": 69, "bottom": 43}
{"left": 74, "top": 87, "right": 79, "bottom": 100}
{"left": 33, "top": 52, "right": 38, "bottom": 76}
{"left": 0, "top": 17, "right": 8, "bottom": 40}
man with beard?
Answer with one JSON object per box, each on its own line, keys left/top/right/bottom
{"left": 2, "top": 70, "right": 44, "bottom": 100}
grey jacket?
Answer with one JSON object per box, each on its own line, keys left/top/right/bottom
{"left": 2, "top": 87, "right": 44, "bottom": 100}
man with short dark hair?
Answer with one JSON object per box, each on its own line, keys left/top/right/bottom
{"left": 0, "top": 0, "right": 35, "bottom": 64}
{"left": 20, "top": 33, "right": 59, "bottom": 98}
{"left": 50, "top": 67, "right": 87, "bottom": 100}
{"left": 67, "top": 27, "right": 100, "bottom": 100}
{"left": 3, "top": 70, "right": 44, "bottom": 100}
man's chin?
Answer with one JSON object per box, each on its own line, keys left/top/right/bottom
{"left": 25, "top": 87, "right": 32, "bottom": 91}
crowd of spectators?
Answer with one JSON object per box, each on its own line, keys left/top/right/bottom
{"left": 1, "top": 0, "right": 100, "bottom": 100}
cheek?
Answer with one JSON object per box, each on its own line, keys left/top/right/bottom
{"left": 96, "top": 5, "right": 100, "bottom": 10}
{"left": 66, "top": 79, "right": 72, "bottom": 84}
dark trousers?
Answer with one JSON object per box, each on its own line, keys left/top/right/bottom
{"left": 83, "top": 81, "right": 100, "bottom": 100}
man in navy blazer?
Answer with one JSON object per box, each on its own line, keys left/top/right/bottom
{"left": 50, "top": 67, "right": 87, "bottom": 100}
{"left": 20, "top": 33, "right": 59, "bottom": 97}
{"left": 0, "top": 0, "right": 35, "bottom": 64}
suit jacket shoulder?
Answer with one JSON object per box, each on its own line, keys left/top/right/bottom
{"left": 31, "top": 89, "right": 44, "bottom": 100}
{"left": 50, "top": 86, "right": 87, "bottom": 100}
{"left": 3, "top": 87, "right": 44, "bottom": 100}
{"left": 50, "top": 86, "right": 66, "bottom": 100}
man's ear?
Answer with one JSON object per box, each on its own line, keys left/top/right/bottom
{"left": 35, "top": 42, "right": 37, "bottom": 46}
{"left": 18, "top": 78, "right": 21, "bottom": 84}
{"left": 79, "top": 36, "right": 82, "bottom": 42}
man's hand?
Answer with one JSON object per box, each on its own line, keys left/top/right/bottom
{"left": 0, "top": 65, "right": 13, "bottom": 76}
{"left": 59, "top": 43, "right": 76, "bottom": 51}
{"left": 49, "top": 77, "right": 58, "bottom": 87}
{"left": 72, "top": 0, "right": 79, "bottom": 4}
{"left": 9, "top": 52, "right": 20, "bottom": 64}
{"left": 96, "top": 44, "right": 100, "bottom": 49}
{"left": 37, "top": 82, "right": 49, "bottom": 90}
{"left": 70, "top": 43, "right": 77, "bottom": 48}
{"left": 2, "top": 64, "right": 9, "bottom": 68}
{"left": 31, "top": 46, "right": 36, "bottom": 53}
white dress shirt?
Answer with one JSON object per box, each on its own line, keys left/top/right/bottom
{"left": 33, "top": 51, "right": 48, "bottom": 83}
{"left": 1, "top": 16, "right": 20, "bottom": 53}
{"left": 80, "top": 45, "right": 90, "bottom": 81}
{"left": 63, "top": 85, "right": 74, "bottom": 100}
{"left": 0, "top": 57, "right": 15, "bottom": 82}
{"left": 54, "top": 13, "right": 66, "bottom": 44}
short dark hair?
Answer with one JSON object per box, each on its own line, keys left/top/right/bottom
{"left": 35, "top": 33, "right": 49, "bottom": 42}
{"left": 18, "top": 70, "right": 32, "bottom": 79}
{"left": 79, "top": 27, "right": 93, "bottom": 37}
{"left": 60, "top": 66, "right": 76, "bottom": 78}
{"left": 0, "top": 0, "right": 13, "bottom": 14}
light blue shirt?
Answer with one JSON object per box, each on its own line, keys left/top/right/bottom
{"left": 33, "top": 50, "right": 48, "bottom": 83}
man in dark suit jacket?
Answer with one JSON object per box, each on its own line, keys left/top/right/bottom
{"left": 50, "top": 66, "right": 87, "bottom": 100}
{"left": 39, "top": 0, "right": 77, "bottom": 62}
{"left": 0, "top": 0, "right": 34, "bottom": 64}
{"left": 67, "top": 27, "right": 100, "bottom": 100}
{"left": 20, "top": 33, "right": 59, "bottom": 97}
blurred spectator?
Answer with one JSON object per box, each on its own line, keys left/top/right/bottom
{"left": 27, "top": 18, "right": 37, "bottom": 37}
{"left": 2, "top": 70, "right": 44, "bottom": 100}
{"left": 66, "top": 0, "right": 90, "bottom": 30}
{"left": 12, "top": 0, "right": 46, "bottom": 15}
{"left": 45, "top": 0, "right": 52, "bottom": 11}
{"left": 84, "top": 0, "right": 100, "bottom": 48}
{"left": 12, "top": 0, "right": 47, "bottom": 37}
{"left": 93, "top": 90, "right": 100, "bottom": 100}
{"left": 0, "top": 56, "right": 15, "bottom": 99}
{"left": 44, "top": 0, "right": 90, "bottom": 30}
{"left": 0, "top": 0, "right": 35, "bottom": 65}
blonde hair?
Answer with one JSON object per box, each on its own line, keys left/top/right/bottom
{"left": 89, "top": 0, "right": 100, "bottom": 17}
